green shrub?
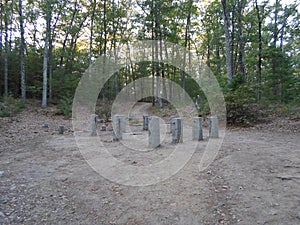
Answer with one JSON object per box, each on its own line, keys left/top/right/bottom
{"left": 225, "top": 85, "right": 264, "bottom": 126}
{"left": 0, "top": 97, "right": 24, "bottom": 117}
{"left": 58, "top": 96, "right": 73, "bottom": 119}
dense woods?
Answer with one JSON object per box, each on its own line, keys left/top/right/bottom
{"left": 0, "top": 0, "right": 299, "bottom": 124}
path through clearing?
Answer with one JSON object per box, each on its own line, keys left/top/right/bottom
{"left": 0, "top": 102, "right": 299, "bottom": 224}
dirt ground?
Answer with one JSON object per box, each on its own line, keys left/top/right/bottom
{"left": 0, "top": 101, "right": 299, "bottom": 225}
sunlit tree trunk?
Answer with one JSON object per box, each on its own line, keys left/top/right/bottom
{"left": 42, "top": 3, "right": 51, "bottom": 108}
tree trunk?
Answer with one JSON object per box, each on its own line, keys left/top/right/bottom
{"left": 4, "top": 0, "right": 9, "bottom": 97}
{"left": 18, "top": 0, "right": 25, "bottom": 102}
{"left": 221, "top": 0, "right": 233, "bottom": 84}
{"left": 0, "top": 2, "right": 3, "bottom": 59}
{"left": 48, "top": 2, "right": 64, "bottom": 100}
{"left": 151, "top": 0, "right": 155, "bottom": 106}
{"left": 102, "top": 0, "right": 107, "bottom": 100}
{"left": 237, "top": 0, "right": 246, "bottom": 78}
{"left": 255, "top": 0, "right": 262, "bottom": 103}
{"left": 42, "top": 5, "right": 51, "bottom": 108}
{"left": 182, "top": 0, "right": 193, "bottom": 98}
{"left": 272, "top": 0, "right": 279, "bottom": 97}
{"left": 59, "top": 0, "right": 78, "bottom": 68}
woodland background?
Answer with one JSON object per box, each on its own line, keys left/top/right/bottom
{"left": 0, "top": 0, "right": 299, "bottom": 125}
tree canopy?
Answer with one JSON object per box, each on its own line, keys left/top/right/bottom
{"left": 0, "top": 0, "right": 299, "bottom": 123}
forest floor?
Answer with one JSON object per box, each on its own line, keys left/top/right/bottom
{"left": 0, "top": 100, "right": 300, "bottom": 225}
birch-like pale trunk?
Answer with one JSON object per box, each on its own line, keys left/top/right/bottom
{"left": 42, "top": 7, "right": 51, "bottom": 108}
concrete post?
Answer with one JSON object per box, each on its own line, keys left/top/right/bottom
{"left": 90, "top": 114, "right": 98, "bottom": 136}
{"left": 172, "top": 117, "right": 183, "bottom": 143}
{"left": 208, "top": 116, "right": 219, "bottom": 138}
{"left": 143, "top": 114, "right": 149, "bottom": 131}
{"left": 192, "top": 117, "right": 203, "bottom": 141}
{"left": 148, "top": 116, "right": 160, "bottom": 148}
{"left": 113, "top": 115, "right": 124, "bottom": 141}
{"left": 170, "top": 116, "right": 176, "bottom": 133}
{"left": 58, "top": 125, "right": 64, "bottom": 134}
{"left": 119, "top": 115, "right": 126, "bottom": 133}
{"left": 101, "top": 124, "right": 107, "bottom": 131}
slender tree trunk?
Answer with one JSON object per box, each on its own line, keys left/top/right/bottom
{"left": 255, "top": 0, "right": 262, "bottom": 103}
{"left": 182, "top": 0, "right": 192, "bottom": 98}
{"left": 18, "top": 0, "right": 25, "bottom": 102}
{"left": 102, "top": 0, "right": 108, "bottom": 100}
{"left": 111, "top": 0, "right": 119, "bottom": 96}
{"left": 221, "top": 0, "right": 233, "bottom": 84}
{"left": 272, "top": 0, "right": 279, "bottom": 97}
{"left": 231, "top": 2, "right": 236, "bottom": 78}
{"left": 0, "top": 3, "right": 2, "bottom": 97}
{"left": 216, "top": 45, "right": 221, "bottom": 76}
{"left": 207, "top": 33, "right": 211, "bottom": 76}
{"left": 42, "top": 6, "right": 51, "bottom": 108}
{"left": 151, "top": 0, "right": 155, "bottom": 106}
{"left": 154, "top": 1, "right": 162, "bottom": 108}
{"left": 48, "top": 36, "right": 53, "bottom": 101}
{"left": 59, "top": 0, "right": 78, "bottom": 68}
{"left": 8, "top": 0, "right": 13, "bottom": 51}
{"left": 0, "top": 1, "right": 3, "bottom": 59}
{"left": 48, "top": 2, "right": 64, "bottom": 100}
{"left": 237, "top": 0, "right": 246, "bottom": 78}
{"left": 89, "top": 0, "right": 96, "bottom": 66}
{"left": 160, "top": 38, "right": 167, "bottom": 100}
{"left": 4, "top": 0, "right": 9, "bottom": 97}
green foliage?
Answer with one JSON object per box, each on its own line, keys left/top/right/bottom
{"left": 58, "top": 96, "right": 73, "bottom": 119}
{"left": 263, "top": 102, "right": 300, "bottom": 120}
{"left": 52, "top": 69, "right": 81, "bottom": 101}
{"left": 0, "top": 96, "right": 24, "bottom": 117}
{"left": 225, "top": 85, "right": 264, "bottom": 126}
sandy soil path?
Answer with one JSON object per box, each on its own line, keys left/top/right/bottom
{"left": 0, "top": 102, "right": 299, "bottom": 224}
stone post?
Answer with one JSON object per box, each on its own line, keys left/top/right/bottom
{"left": 113, "top": 115, "right": 124, "bottom": 141}
{"left": 58, "top": 125, "right": 65, "bottom": 134}
{"left": 90, "top": 114, "right": 98, "bottom": 136}
{"left": 170, "top": 116, "right": 176, "bottom": 133}
{"left": 172, "top": 117, "right": 183, "bottom": 143}
{"left": 148, "top": 116, "right": 160, "bottom": 148}
{"left": 118, "top": 115, "right": 126, "bottom": 133}
{"left": 208, "top": 116, "right": 219, "bottom": 138}
{"left": 143, "top": 114, "right": 149, "bottom": 131}
{"left": 192, "top": 117, "right": 203, "bottom": 141}
{"left": 101, "top": 124, "right": 107, "bottom": 131}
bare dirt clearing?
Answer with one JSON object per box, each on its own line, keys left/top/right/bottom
{"left": 0, "top": 102, "right": 299, "bottom": 224}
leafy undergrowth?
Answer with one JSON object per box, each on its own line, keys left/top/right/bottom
{"left": 0, "top": 97, "right": 24, "bottom": 117}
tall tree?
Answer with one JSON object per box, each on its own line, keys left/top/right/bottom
{"left": 182, "top": 0, "right": 193, "bottom": 98}
{"left": 42, "top": 0, "right": 51, "bottom": 108}
{"left": 4, "top": 0, "right": 9, "bottom": 97}
{"left": 18, "top": 0, "right": 25, "bottom": 102}
{"left": 255, "top": 0, "right": 263, "bottom": 103}
{"left": 221, "top": 0, "right": 233, "bottom": 84}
